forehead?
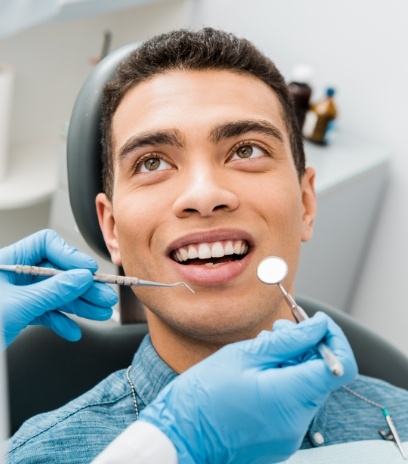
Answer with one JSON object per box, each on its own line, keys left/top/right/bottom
{"left": 111, "top": 69, "right": 289, "bottom": 149}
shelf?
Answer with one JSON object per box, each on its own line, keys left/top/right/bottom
{"left": 0, "top": 141, "right": 57, "bottom": 210}
{"left": 305, "top": 132, "right": 391, "bottom": 195}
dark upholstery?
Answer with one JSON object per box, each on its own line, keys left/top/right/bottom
{"left": 67, "top": 42, "right": 139, "bottom": 260}
{"left": 6, "top": 322, "right": 147, "bottom": 435}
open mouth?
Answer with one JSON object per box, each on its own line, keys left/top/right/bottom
{"left": 171, "top": 239, "right": 250, "bottom": 267}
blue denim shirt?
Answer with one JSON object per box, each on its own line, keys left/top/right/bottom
{"left": 8, "top": 335, "right": 408, "bottom": 463}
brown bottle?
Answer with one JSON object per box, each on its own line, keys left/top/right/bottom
{"left": 303, "top": 88, "right": 337, "bottom": 144}
{"left": 288, "top": 65, "right": 313, "bottom": 131}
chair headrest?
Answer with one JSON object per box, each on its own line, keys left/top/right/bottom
{"left": 67, "top": 43, "right": 139, "bottom": 260}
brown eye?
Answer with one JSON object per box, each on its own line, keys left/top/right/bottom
{"left": 230, "top": 144, "right": 266, "bottom": 162}
{"left": 144, "top": 158, "right": 161, "bottom": 171}
{"left": 236, "top": 146, "right": 253, "bottom": 158}
{"left": 136, "top": 155, "right": 172, "bottom": 173}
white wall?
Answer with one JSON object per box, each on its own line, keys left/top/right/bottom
{"left": 0, "top": 0, "right": 191, "bottom": 150}
{"left": 191, "top": 0, "right": 408, "bottom": 354}
{"left": 0, "top": 0, "right": 192, "bottom": 246}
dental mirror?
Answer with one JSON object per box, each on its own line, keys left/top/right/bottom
{"left": 257, "top": 256, "right": 288, "bottom": 285}
{"left": 256, "top": 255, "right": 344, "bottom": 377}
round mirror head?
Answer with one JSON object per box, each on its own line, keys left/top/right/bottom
{"left": 257, "top": 256, "right": 288, "bottom": 285}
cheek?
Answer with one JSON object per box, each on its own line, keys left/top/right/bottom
{"left": 112, "top": 188, "right": 170, "bottom": 265}
{"left": 250, "top": 177, "right": 304, "bottom": 233}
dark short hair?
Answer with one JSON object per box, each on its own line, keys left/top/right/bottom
{"left": 101, "top": 28, "right": 305, "bottom": 199}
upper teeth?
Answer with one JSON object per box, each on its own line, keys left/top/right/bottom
{"left": 173, "top": 240, "right": 248, "bottom": 263}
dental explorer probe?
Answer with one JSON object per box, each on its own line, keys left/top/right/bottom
{"left": 257, "top": 256, "right": 344, "bottom": 377}
{"left": 0, "top": 264, "right": 194, "bottom": 293}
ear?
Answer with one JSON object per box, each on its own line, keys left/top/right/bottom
{"left": 95, "top": 193, "right": 122, "bottom": 266}
{"left": 300, "top": 167, "right": 316, "bottom": 242}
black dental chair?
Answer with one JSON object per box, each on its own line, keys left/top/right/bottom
{"left": 6, "top": 43, "right": 408, "bottom": 436}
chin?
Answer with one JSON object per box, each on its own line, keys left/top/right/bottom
{"left": 163, "top": 309, "right": 264, "bottom": 344}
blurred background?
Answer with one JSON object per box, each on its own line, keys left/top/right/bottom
{"left": 0, "top": 0, "right": 407, "bottom": 354}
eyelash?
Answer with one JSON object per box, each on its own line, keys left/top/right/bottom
{"left": 132, "top": 153, "right": 169, "bottom": 174}
{"left": 228, "top": 140, "right": 272, "bottom": 160}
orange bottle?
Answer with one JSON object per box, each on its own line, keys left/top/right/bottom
{"left": 303, "top": 88, "right": 337, "bottom": 144}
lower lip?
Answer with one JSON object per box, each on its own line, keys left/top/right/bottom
{"left": 168, "top": 252, "right": 252, "bottom": 285}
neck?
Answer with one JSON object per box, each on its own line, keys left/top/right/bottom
{"left": 145, "top": 302, "right": 294, "bottom": 373}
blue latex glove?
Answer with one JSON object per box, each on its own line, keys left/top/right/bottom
{"left": 139, "top": 313, "right": 358, "bottom": 464}
{"left": 0, "top": 229, "right": 118, "bottom": 347}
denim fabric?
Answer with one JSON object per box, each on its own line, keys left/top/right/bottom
{"left": 8, "top": 334, "right": 408, "bottom": 463}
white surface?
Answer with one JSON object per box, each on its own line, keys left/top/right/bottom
{"left": 305, "top": 134, "right": 390, "bottom": 195}
{"left": 285, "top": 440, "right": 408, "bottom": 463}
{"left": 0, "top": 62, "right": 14, "bottom": 181}
{"left": 0, "top": 141, "right": 57, "bottom": 210}
{"left": 0, "top": 0, "right": 169, "bottom": 40}
{"left": 0, "top": 0, "right": 192, "bottom": 150}
{"left": 296, "top": 133, "right": 390, "bottom": 311}
{"left": 92, "top": 421, "right": 178, "bottom": 464}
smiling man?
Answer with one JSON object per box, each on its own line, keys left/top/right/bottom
{"left": 8, "top": 28, "right": 408, "bottom": 463}
{"left": 96, "top": 66, "right": 316, "bottom": 368}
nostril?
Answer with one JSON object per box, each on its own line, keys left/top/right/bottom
{"left": 213, "top": 204, "right": 228, "bottom": 212}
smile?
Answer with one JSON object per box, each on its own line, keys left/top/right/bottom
{"left": 172, "top": 239, "right": 249, "bottom": 267}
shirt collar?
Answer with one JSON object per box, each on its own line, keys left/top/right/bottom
{"left": 128, "top": 334, "right": 178, "bottom": 408}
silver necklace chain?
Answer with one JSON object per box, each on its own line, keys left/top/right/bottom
{"left": 126, "top": 366, "right": 139, "bottom": 418}
{"left": 343, "top": 385, "right": 384, "bottom": 409}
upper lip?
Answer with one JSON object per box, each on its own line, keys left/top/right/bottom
{"left": 166, "top": 229, "right": 255, "bottom": 256}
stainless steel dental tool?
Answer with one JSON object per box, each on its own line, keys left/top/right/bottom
{"left": 0, "top": 264, "right": 194, "bottom": 293}
{"left": 257, "top": 256, "right": 344, "bottom": 377}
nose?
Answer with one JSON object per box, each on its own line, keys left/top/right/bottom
{"left": 173, "top": 165, "right": 239, "bottom": 218}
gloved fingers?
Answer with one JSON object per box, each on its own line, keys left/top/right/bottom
{"left": 31, "top": 311, "right": 82, "bottom": 341}
{"left": 244, "top": 312, "right": 330, "bottom": 366}
{"left": 36, "top": 269, "right": 116, "bottom": 320}
{"left": 40, "top": 229, "right": 98, "bottom": 272}
{"left": 272, "top": 318, "right": 319, "bottom": 367}
{"left": 0, "top": 229, "right": 98, "bottom": 272}
{"left": 13, "top": 269, "right": 96, "bottom": 319}
{"left": 60, "top": 298, "right": 113, "bottom": 321}
{"left": 267, "top": 318, "right": 358, "bottom": 398}
{"left": 272, "top": 319, "right": 297, "bottom": 331}
{"left": 317, "top": 316, "right": 358, "bottom": 386}
{"left": 76, "top": 280, "right": 119, "bottom": 308}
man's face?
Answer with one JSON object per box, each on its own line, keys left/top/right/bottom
{"left": 97, "top": 69, "right": 316, "bottom": 345}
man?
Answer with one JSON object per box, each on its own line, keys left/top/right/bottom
{"left": 8, "top": 28, "right": 408, "bottom": 462}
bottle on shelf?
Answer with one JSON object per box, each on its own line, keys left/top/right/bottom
{"left": 302, "top": 87, "right": 337, "bottom": 145}
{"left": 288, "top": 64, "right": 314, "bottom": 131}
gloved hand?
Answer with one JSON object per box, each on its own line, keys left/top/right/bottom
{"left": 0, "top": 229, "right": 118, "bottom": 347}
{"left": 139, "top": 313, "right": 358, "bottom": 464}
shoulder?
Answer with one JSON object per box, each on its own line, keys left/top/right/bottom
{"left": 8, "top": 370, "right": 136, "bottom": 464}
{"left": 303, "top": 375, "right": 408, "bottom": 449}
{"left": 335, "top": 375, "right": 408, "bottom": 410}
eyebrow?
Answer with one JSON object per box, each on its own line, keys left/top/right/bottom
{"left": 209, "top": 119, "right": 284, "bottom": 145}
{"left": 117, "top": 129, "right": 185, "bottom": 160}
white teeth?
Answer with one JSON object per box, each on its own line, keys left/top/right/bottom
{"left": 224, "top": 241, "right": 234, "bottom": 255}
{"left": 233, "top": 242, "right": 242, "bottom": 254}
{"left": 188, "top": 247, "right": 198, "bottom": 260}
{"left": 198, "top": 243, "right": 211, "bottom": 259}
{"left": 179, "top": 248, "right": 189, "bottom": 261}
{"left": 211, "top": 242, "right": 224, "bottom": 258}
{"left": 173, "top": 239, "right": 249, "bottom": 263}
